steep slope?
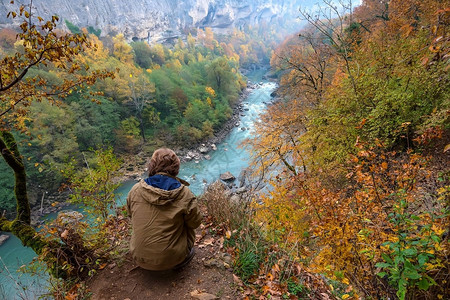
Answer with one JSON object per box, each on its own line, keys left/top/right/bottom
{"left": 0, "top": 0, "right": 315, "bottom": 43}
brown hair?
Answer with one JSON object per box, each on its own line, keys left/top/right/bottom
{"left": 148, "top": 148, "right": 180, "bottom": 177}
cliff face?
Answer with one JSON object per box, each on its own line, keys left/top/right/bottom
{"left": 0, "top": 0, "right": 311, "bottom": 42}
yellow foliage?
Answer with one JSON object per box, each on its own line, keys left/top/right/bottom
{"left": 205, "top": 86, "right": 216, "bottom": 97}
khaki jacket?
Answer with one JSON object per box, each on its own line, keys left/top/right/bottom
{"left": 127, "top": 178, "right": 202, "bottom": 270}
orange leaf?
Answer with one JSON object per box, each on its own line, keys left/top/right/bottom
{"left": 272, "top": 263, "right": 280, "bottom": 273}
{"left": 65, "top": 292, "right": 77, "bottom": 300}
{"left": 262, "top": 285, "right": 270, "bottom": 295}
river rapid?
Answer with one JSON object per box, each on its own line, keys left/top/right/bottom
{"left": 0, "top": 69, "right": 276, "bottom": 299}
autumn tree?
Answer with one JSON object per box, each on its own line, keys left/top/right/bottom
{"left": 271, "top": 27, "right": 334, "bottom": 106}
{"left": 0, "top": 2, "right": 113, "bottom": 277}
{"left": 298, "top": 0, "right": 358, "bottom": 93}
{"left": 246, "top": 99, "right": 307, "bottom": 177}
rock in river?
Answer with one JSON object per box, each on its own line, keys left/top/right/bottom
{"left": 220, "top": 171, "right": 236, "bottom": 182}
{"left": 0, "top": 234, "right": 10, "bottom": 246}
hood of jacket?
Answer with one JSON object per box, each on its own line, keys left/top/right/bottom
{"left": 136, "top": 179, "right": 186, "bottom": 206}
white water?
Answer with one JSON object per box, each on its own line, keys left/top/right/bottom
{"left": 0, "top": 70, "right": 276, "bottom": 299}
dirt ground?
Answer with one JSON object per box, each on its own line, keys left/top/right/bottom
{"left": 87, "top": 227, "right": 240, "bottom": 300}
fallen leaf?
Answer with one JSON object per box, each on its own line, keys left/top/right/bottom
{"left": 320, "top": 292, "right": 331, "bottom": 300}
{"left": 272, "top": 263, "right": 280, "bottom": 273}
{"left": 233, "top": 274, "right": 243, "bottom": 286}
{"left": 444, "top": 144, "right": 450, "bottom": 153}
{"left": 190, "top": 290, "right": 218, "bottom": 300}
{"left": 199, "top": 237, "right": 215, "bottom": 248}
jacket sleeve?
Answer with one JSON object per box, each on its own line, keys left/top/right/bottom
{"left": 184, "top": 190, "right": 202, "bottom": 229}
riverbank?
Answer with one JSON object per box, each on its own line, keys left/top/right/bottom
{"left": 176, "top": 81, "right": 256, "bottom": 162}
{"left": 117, "top": 66, "right": 272, "bottom": 182}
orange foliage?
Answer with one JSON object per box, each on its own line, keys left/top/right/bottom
{"left": 254, "top": 142, "right": 448, "bottom": 298}
{"left": 251, "top": 1, "right": 449, "bottom": 298}
{"left": 246, "top": 99, "right": 307, "bottom": 178}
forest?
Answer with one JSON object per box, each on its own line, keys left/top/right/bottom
{"left": 0, "top": 0, "right": 448, "bottom": 299}
{"left": 0, "top": 18, "right": 281, "bottom": 215}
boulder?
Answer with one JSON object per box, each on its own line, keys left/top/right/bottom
{"left": 199, "top": 146, "right": 209, "bottom": 154}
{"left": 230, "top": 194, "right": 240, "bottom": 204}
{"left": 220, "top": 171, "right": 235, "bottom": 182}
{"left": 235, "top": 187, "right": 247, "bottom": 194}
{"left": 238, "top": 168, "right": 249, "bottom": 188}
{"left": 0, "top": 234, "right": 10, "bottom": 246}
{"left": 210, "top": 144, "right": 217, "bottom": 151}
{"left": 207, "top": 180, "right": 228, "bottom": 193}
{"left": 186, "top": 150, "right": 201, "bottom": 160}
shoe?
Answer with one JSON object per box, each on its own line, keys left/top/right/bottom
{"left": 173, "top": 248, "right": 195, "bottom": 270}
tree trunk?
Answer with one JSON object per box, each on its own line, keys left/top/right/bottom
{"left": 0, "top": 131, "right": 70, "bottom": 278}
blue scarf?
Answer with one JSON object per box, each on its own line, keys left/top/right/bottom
{"left": 145, "top": 174, "right": 181, "bottom": 191}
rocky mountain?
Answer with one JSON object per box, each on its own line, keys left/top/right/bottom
{"left": 0, "top": 0, "right": 315, "bottom": 43}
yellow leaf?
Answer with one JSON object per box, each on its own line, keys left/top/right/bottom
{"left": 444, "top": 144, "right": 450, "bottom": 153}
{"left": 431, "top": 225, "right": 445, "bottom": 236}
{"left": 342, "top": 294, "right": 350, "bottom": 300}
{"left": 225, "top": 230, "right": 231, "bottom": 239}
{"left": 129, "top": 74, "right": 133, "bottom": 78}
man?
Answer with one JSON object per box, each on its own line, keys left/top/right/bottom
{"left": 127, "top": 148, "right": 202, "bottom": 270}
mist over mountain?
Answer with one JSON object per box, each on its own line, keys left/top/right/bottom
{"left": 0, "top": 0, "right": 315, "bottom": 43}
